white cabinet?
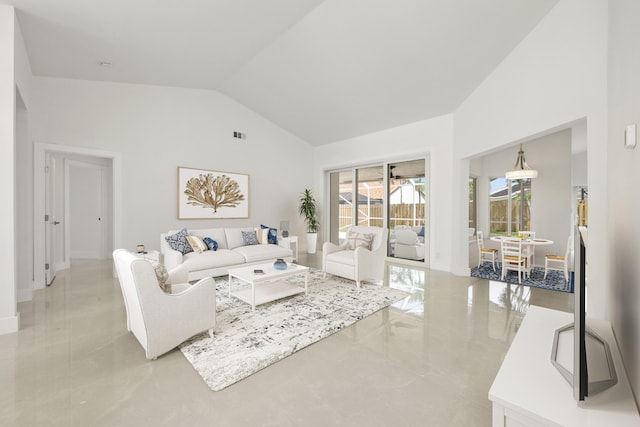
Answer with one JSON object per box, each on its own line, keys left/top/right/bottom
{"left": 489, "top": 306, "right": 639, "bottom": 426}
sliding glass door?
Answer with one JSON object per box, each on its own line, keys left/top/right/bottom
{"left": 328, "top": 170, "right": 355, "bottom": 245}
{"left": 388, "top": 159, "right": 426, "bottom": 261}
{"left": 356, "top": 166, "right": 384, "bottom": 227}
{"left": 327, "top": 157, "right": 429, "bottom": 266}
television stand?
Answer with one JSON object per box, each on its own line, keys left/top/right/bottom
{"left": 551, "top": 323, "right": 617, "bottom": 398}
{"left": 489, "top": 306, "right": 639, "bottom": 426}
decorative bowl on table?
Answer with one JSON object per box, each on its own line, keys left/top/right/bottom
{"left": 273, "top": 258, "right": 288, "bottom": 270}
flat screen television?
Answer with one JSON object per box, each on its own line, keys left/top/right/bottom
{"left": 550, "top": 226, "right": 617, "bottom": 403}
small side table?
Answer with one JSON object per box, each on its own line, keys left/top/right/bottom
{"left": 132, "top": 249, "right": 160, "bottom": 263}
{"left": 279, "top": 236, "right": 298, "bottom": 261}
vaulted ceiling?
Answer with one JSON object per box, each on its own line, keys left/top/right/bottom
{"left": 3, "top": 0, "right": 558, "bottom": 145}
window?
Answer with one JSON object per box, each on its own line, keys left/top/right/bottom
{"left": 489, "top": 177, "right": 531, "bottom": 235}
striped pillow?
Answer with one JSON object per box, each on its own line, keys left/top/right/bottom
{"left": 346, "top": 231, "right": 374, "bottom": 250}
{"left": 186, "top": 235, "right": 208, "bottom": 254}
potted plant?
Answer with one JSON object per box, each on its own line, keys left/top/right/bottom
{"left": 299, "top": 189, "right": 319, "bottom": 254}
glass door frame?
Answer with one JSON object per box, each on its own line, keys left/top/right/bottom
{"left": 324, "top": 155, "right": 430, "bottom": 267}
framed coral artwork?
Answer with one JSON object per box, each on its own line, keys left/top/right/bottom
{"left": 178, "top": 167, "right": 249, "bottom": 219}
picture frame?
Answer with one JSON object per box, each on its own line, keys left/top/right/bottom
{"left": 178, "top": 167, "right": 249, "bottom": 219}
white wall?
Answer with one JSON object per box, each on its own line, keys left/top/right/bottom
{"left": 30, "top": 77, "right": 314, "bottom": 267}
{"left": 314, "top": 114, "right": 454, "bottom": 271}
{"left": 0, "top": 5, "right": 33, "bottom": 331}
{"left": 14, "top": 11, "right": 34, "bottom": 304}
{"left": 452, "top": 0, "right": 609, "bottom": 316}
{"left": 0, "top": 5, "right": 18, "bottom": 333}
{"left": 15, "top": 92, "right": 32, "bottom": 302}
{"left": 607, "top": 0, "right": 640, "bottom": 408}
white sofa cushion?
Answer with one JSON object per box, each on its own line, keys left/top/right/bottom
{"left": 225, "top": 227, "right": 256, "bottom": 249}
{"left": 233, "top": 244, "right": 292, "bottom": 263}
{"left": 182, "top": 249, "right": 245, "bottom": 271}
{"left": 395, "top": 229, "right": 419, "bottom": 245}
{"left": 325, "top": 250, "right": 355, "bottom": 266}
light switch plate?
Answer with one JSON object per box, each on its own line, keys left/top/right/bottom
{"left": 625, "top": 124, "right": 636, "bottom": 149}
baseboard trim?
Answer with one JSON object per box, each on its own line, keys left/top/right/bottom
{"left": 0, "top": 313, "right": 20, "bottom": 335}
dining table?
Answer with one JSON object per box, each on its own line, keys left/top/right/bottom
{"left": 490, "top": 236, "right": 554, "bottom": 278}
{"left": 489, "top": 236, "right": 554, "bottom": 246}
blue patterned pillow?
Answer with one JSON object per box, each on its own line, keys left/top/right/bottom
{"left": 241, "top": 230, "right": 259, "bottom": 246}
{"left": 417, "top": 227, "right": 425, "bottom": 237}
{"left": 260, "top": 224, "right": 278, "bottom": 244}
{"left": 164, "top": 228, "right": 193, "bottom": 255}
{"left": 203, "top": 237, "right": 218, "bottom": 251}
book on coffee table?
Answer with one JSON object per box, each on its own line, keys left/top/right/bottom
{"left": 253, "top": 269, "right": 265, "bottom": 275}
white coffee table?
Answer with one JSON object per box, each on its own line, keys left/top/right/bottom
{"left": 227, "top": 262, "right": 309, "bottom": 310}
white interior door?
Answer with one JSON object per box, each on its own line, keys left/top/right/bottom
{"left": 44, "top": 153, "right": 57, "bottom": 285}
{"left": 68, "top": 163, "right": 104, "bottom": 259}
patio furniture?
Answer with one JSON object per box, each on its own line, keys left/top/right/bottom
{"left": 394, "top": 228, "right": 425, "bottom": 260}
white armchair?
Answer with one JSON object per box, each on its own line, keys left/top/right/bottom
{"left": 322, "top": 226, "right": 389, "bottom": 288}
{"left": 393, "top": 229, "right": 425, "bottom": 260}
{"left": 113, "top": 249, "right": 216, "bottom": 360}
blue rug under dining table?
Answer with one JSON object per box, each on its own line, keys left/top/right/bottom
{"left": 471, "top": 262, "right": 574, "bottom": 293}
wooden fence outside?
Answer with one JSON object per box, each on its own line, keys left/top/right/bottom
{"left": 339, "top": 203, "right": 425, "bottom": 229}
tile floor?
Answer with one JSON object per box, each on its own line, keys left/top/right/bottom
{"left": 0, "top": 254, "right": 572, "bottom": 426}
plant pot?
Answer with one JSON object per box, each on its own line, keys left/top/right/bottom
{"left": 306, "top": 232, "right": 318, "bottom": 254}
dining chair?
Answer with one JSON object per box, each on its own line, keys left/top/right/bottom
{"left": 477, "top": 231, "right": 499, "bottom": 271}
{"left": 544, "top": 235, "right": 572, "bottom": 282}
{"left": 501, "top": 238, "right": 527, "bottom": 284}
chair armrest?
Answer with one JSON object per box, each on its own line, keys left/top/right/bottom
{"left": 322, "top": 242, "right": 346, "bottom": 272}
{"left": 160, "top": 234, "right": 183, "bottom": 270}
{"left": 170, "top": 277, "right": 214, "bottom": 296}
{"left": 323, "top": 241, "right": 343, "bottom": 255}
{"left": 167, "top": 264, "right": 189, "bottom": 285}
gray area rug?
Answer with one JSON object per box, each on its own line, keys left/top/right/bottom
{"left": 179, "top": 268, "right": 409, "bottom": 391}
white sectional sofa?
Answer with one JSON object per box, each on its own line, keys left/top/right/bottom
{"left": 161, "top": 227, "right": 293, "bottom": 280}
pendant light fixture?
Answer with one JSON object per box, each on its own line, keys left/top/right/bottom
{"left": 505, "top": 144, "right": 538, "bottom": 180}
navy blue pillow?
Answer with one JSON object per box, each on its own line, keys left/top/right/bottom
{"left": 203, "top": 237, "right": 218, "bottom": 251}
{"left": 417, "top": 227, "right": 425, "bottom": 237}
{"left": 260, "top": 224, "right": 278, "bottom": 244}
{"left": 164, "top": 228, "right": 193, "bottom": 255}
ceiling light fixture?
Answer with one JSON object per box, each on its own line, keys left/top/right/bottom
{"left": 505, "top": 144, "right": 537, "bottom": 180}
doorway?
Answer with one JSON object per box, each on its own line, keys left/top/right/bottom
{"left": 34, "top": 143, "right": 121, "bottom": 290}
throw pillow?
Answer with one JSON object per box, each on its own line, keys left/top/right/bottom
{"left": 256, "top": 228, "right": 270, "bottom": 245}
{"left": 241, "top": 230, "right": 259, "bottom": 246}
{"left": 260, "top": 224, "right": 278, "bottom": 244}
{"left": 417, "top": 226, "right": 425, "bottom": 237}
{"left": 203, "top": 237, "right": 218, "bottom": 251}
{"left": 186, "top": 235, "right": 208, "bottom": 254}
{"left": 164, "top": 228, "right": 193, "bottom": 255}
{"left": 346, "top": 231, "right": 374, "bottom": 250}
{"left": 151, "top": 261, "right": 171, "bottom": 293}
